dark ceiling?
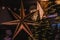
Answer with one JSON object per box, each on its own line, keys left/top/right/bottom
{"left": 0, "top": 0, "right": 37, "bottom": 8}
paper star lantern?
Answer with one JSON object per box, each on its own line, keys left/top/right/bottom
{"left": 1, "top": 0, "right": 41, "bottom": 40}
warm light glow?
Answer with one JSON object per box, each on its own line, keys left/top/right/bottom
{"left": 55, "top": 1, "right": 60, "bottom": 4}
{"left": 40, "top": 0, "right": 49, "bottom": 1}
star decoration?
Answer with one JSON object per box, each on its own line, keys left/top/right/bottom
{"left": 0, "top": 1, "right": 46, "bottom": 40}
{"left": 0, "top": 0, "right": 42, "bottom": 40}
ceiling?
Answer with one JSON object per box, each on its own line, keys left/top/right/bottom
{"left": 0, "top": 0, "right": 37, "bottom": 8}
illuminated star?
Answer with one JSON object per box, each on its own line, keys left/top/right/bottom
{"left": 1, "top": 0, "right": 40, "bottom": 40}
{"left": 1, "top": 1, "right": 45, "bottom": 40}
